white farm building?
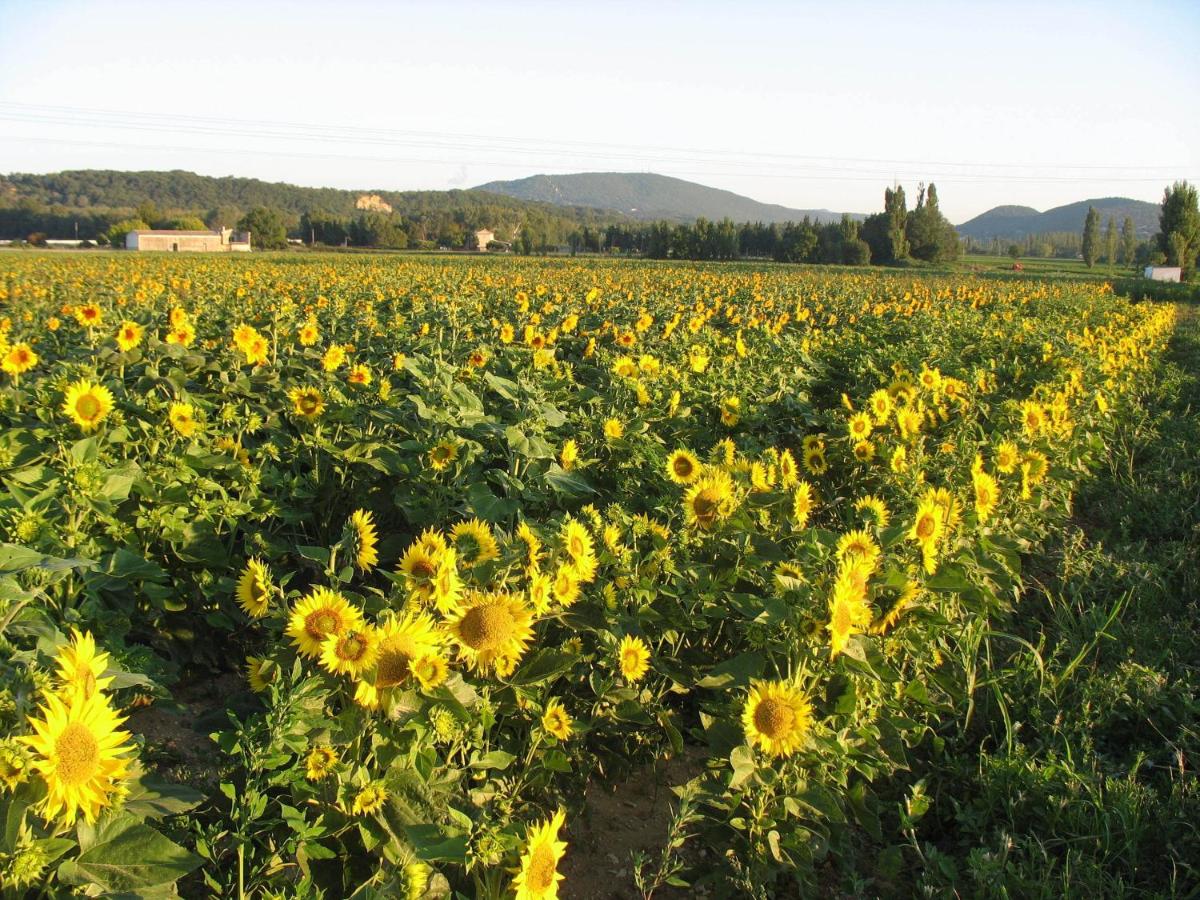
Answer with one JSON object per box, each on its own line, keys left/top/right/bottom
{"left": 126, "top": 227, "right": 251, "bottom": 252}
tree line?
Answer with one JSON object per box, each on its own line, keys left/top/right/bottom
{"left": 1081, "top": 181, "right": 1199, "bottom": 279}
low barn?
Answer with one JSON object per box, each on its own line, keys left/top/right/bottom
{"left": 126, "top": 227, "right": 251, "bottom": 252}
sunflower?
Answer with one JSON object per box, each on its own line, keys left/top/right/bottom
{"left": 835, "top": 529, "right": 881, "bottom": 570}
{"left": 995, "top": 440, "right": 1021, "bottom": 474}
{"left": 62, "top": 380, "right": 114, "bottom": 431}
{"left": 55, "top": 630, "right": 113, "bottom": 701}
{"left": 75, "top": 303, "right": 103, "bottom": 329}
{"left": 617, "top": 635, "right": 650, "bottom": 683}
{"left": 451, "top": 519, "right": 499, "bottom": 568}
{"left": 232, "top": 323, "right": 258, "bottom": 352}
{"left": 305, "top": 746, "right": 337, "bottom": 781}
{"left": 446, "top": 590, "right": 534, "bottom": 675}
{"left": 720, "top": 396, "right": 741, "bottom": 427}
{"left": 552, "top": 563, "right": 581, "bottom": 608}
{"left": 411, "top": 653, "right": 449, "bottom": 690}
{"left": 432, "top": 549, "right": 463, "bottom": 614}
{"left": 367, "top": 612, "right": 443, "bottom": 699}
{"left": 512, "top": 809, "right": 568, "bottom": 900}
{"left": 742, "top": 680, "right": 813, "bottom": 758}
{"left": 352, "top": 783, "right": 389, "bottom": 816}
{"left": 166, "top": 322, "right": 195, "bottom": 346}
{"left": 853, "top": 495, "right": 890, "bottom": 529}
{"left": 243, "top": 334, "right": 270, "bottom": 366}
{"left": 871, "top": 579, "right": 921, "bottom": 635}
{"left": 909, "top": 497, "right": 944, "bottom": 551}
{"left": 168, "top": 402, "right": 198, "bottom": 437}
{"left": 115, "top": 321, "right": 143, "bottom": 352}
{"left": 2, "top": 342, "right": 38, "bottom": 376}
{"left": 428, "top": 439, "right": 459, "bottom": 471}
{"left": 682, "top": 470, "right": 736, "bottom": 532}
{"left": 890, "top": 445, "right": 908, "bottom": 473}
{"left": 542, "top": 699, "right": 573, "bottom": 740}
{"left": 20, "top": 691, "right": 133, "bottom": 825}
{"left": 973, "top": 470, "right": 1000, "bottom": 523}
{"left": 245, "top": 656, "right": 277, "bottom": 693}
{"left": 847, "top": 412, "right": 873, "bottom": 442}
{"left": 792, "top": 481, "right": 815, "bottom": 528}
{"left": 348, "top": 363, "right": 373, "bottom": 386}
{"left": 802, "top": 446, "right": 828, "bottom": 475}
{"left": 1020, "top": 400, "right": 1047, "bottom": 437}
{"left": 285, "top": 588, "right": 363, "bottom": 658}
{"left": 236, "top": 558, "right": 272, "bottom": 618}
{"left": 665, "top": 449, "right": 701, "bottom": 485}
{"left": 869, "top": 388, "right": 893, "bottom": 424}
{"left": 603, "top": 418, "right": 624, "bottom": 441}
{"left": 289, "top": 386, "right": 325, "bottom": 419}
{"left": 320, "top": 627, "right": 378, "bottom": 678}
{"left": 559, "top": 439, "right": 579, "bottom": 471}
{"left": 347, "top": 509, "right": 380, "bottom": 571}
{"left": 298, "top": 321, "right": 320, "bottom": 346}
{"left": 517, "top": 522, "right": 544, "bottom": 568}
{"left": 399, "top": 541, "right": 441, "bottom": 602}
{"left": 827, "top": 569, "right": 873, "bottom": 659}
{"left": 322, "top": 344, "right": 347, "bottom": 372}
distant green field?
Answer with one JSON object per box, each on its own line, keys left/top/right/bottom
{"left": 956, "top": 253, "right": 1134, "bottom": 279}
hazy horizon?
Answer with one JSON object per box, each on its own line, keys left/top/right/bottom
{"left": 2, "top": 0, "right": 1198, "bottom": 222}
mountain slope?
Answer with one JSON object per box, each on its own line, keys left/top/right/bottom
{"left": 474, "top": 172, "right": 848, "bottom": 225}
{"left": 958, "top": 197, "right": 1160, "bottom": 241}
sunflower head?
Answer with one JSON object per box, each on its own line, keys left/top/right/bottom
{"left": 62, "top": 380, "right": 114, "bottom": 432}
{"left": 236, "top": 558, "right": 272, "bottom": 618}
{"left": 665, "top": 449, "right": 701, "bottom": 485}
{"left": 512, "top": 809, "right": 568, "bottom": 900}
{"left": 743, "top": 680, "right": 813, "bottom": 758}
{"left": 346, "top": 509, "right": 380, "bottom": 571}
{"left": 447, "top": 590, "right": 534, "bottom": 675}
{"left": 617, "top": 635, "right": 650, "bottom": 683}
{"left": 285, "top": 588, "right": 363, "bottom": 658}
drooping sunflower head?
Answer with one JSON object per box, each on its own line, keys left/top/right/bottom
{"left": 19, "top": 691, "right": 133, "bottom": 826}
{"left": 450, "top": 519, "right": 499, "bottom": 568}
{"left": 447, "top": 590, "right": 534, "bottom": 675}
{"left": 285, "top": 588, "right": 363, "bottom": 658}
{"left": 55, "top": 630, "right": 113, "bottom": 702}
{"left": 827, "top": 573, "right": 873, "bottom": 659}
{"left": 346, "top": 509, "right": 380, "bottom": 571}
{"left": 236, "top": 558, "right": 273, "bottom": 618}
{"left": 511, "top": 809, "right": 567, "bottom": 900}
{"left": 742, "top": 680, "right": 813, "bottom": 758}
{"left": 62, "top": 380, "right": 114, "bottom": 432}
{"left": 352, "top": 783, "right": 389, "bottom": 816}
{"left": 665, "top": 449, "right": 701, "bottom": 485}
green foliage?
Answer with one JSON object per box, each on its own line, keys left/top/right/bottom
{"left": 238, "top": 207, "right": 288, "bottom": 250}
{"left": 1157, "top": 181, "right": 1200, "bottom": 278}
{"left": 1082, "top": 205, "right": 1101, "bottom": 267}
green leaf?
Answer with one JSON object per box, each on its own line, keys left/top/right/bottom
{"left": 121, "top": 778, "right": 204, "bottom": 820}
{"left": 468, "top": 750, "right": 516, "bottom": 771}
{"left": 0, "top": 543, "right": 95, "bottom": 574}
{"left": 67, "top": 814, "right": 200, "bottom": 891}
{"left": 545, "top": 466, "right": 596, "bottom": 497}
{"left": 466, "top": 483, "right": 516, "bottom": 522}
{"left": 403, "top": 824, "right": 468, "bottom": 863}
{"left": 729, "top": 745, "right": 757, "bottom": 789}
{"left": 924, "top": 565, "right": 972, "bottom": 593}
{"left": 508, "top": 649, "right": 575, "bottom": 685}
{"left": 696, "top": 652, "right": 764, "bottom": 689}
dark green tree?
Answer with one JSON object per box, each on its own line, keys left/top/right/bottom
{"left": 1119, "top": 217, "right": 1136, "bottom": 266}
{"left": 237, "top": 207, "right": 288, "bottom": 250}
{"left": 884, "top": 185, "right": 908, "bottom": 262}
{"left": 1104, "top": 216, "right": 1117, "bottom": 266}
{"left": 906, "top": 183, "right": 960, "bottom": 263}
{"left": 1157, "top": 181, "right": 1200, "bottom": 279}
{"left": 1081, "top": 206, "right": 1100, "bottom": 267}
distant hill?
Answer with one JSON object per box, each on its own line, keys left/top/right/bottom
{"left": 958, "top": 197, "right": 1160, "bottom": 241}
{"left": 474, "top": 172, "right": 849, "bottom": 225}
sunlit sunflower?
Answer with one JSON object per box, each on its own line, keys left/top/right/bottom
{"left": 869, "top": 388, "right": 893, "bottom": 424}
{"left": 432, "top": 548, "right": 463, "bottom": 614}
{"left": 847, "top": 411, "right": 873, "bottom": 442}
{"left": 74, "top": 303, "right": 103, "bottom": 329}
{"left": 62, "top": 380, "right": 114, "bottom": 431}
{"left": 320, "top": 627, "right": 378, "bottom": 678}
{"left": 348, "top": 363, "right": 372, "bottom": 386}
{"left": 995, "top": 440, "right": 1021, "bottom": 474}
{"left": 792, "top": 481, "right": 815, "bottom": 528}
{"left": 297, "top": 321, "right": 320, "bottom": 346}
{"left": 1020, "top": 399, "right": 1047, "bottom": 437}
{"left": 665, "top": 449, "right": 701, "bottom": 484}
{"left": 802, "top": 446, "right": 828, "bottom": 475}
{"left": 827, "top": 572, "right": 873, "bottom": 659}
{"left": 510, "top": 810, "right": 568, "bottom": 900}
{"left": 168, "top": 401, "right": 197, "bottom": 437}
{"left": 346, "top": 509, "right": 380, "bottom": 571}
{"left": 853, "top": 495, "right": 890, "bottom": 529}
{"left": 835, "top": 529, "right": 881, "bottom": 571}
{"left": 552, "top": 563, "right": 581, "bottom": 608}
{"left": 322, "top": 344, "right": 347, "bottom": 372}
{"left": 446, "top": 590, "right": 534, "bottom": 675}
{"left": 285, "top": 587, "right": 363, "bottom": 658}
{"left": 115, "top": 321, "right": 143, "bottom": 352}
{"left": 236, "top": 558, "right": 272, "bottom": 618}
{"left": 603, "top": 418, "right": 624, "bottom": 441}
{"left": 20, "top": 691, "right": 133, "bottom": 825}
{"left": 682, "top": 469, "right": 736, "bottom": 532}
{"left": 542, "top": 699, "right": 573, "bottom": 741}
{"left": 55, "top": 630, "right": 113, "bottom": 701}
{"left": 617, "top": 635, "right": 650, "bottom": 683}
{"left": 288, "top": 386, "right": 325, "bottom": 419}
{"left": 742, "top": 680, "right": 813, "bottom": 757}
{"left": 411, "top": 652, "right": 449, "bottom": 690}
{"left": 399, "top": 541, "right": 441, "bottom": 603}
{"left": 973, "top": 470, "right": 1000, "bottom": 523}
{"left": 777, "top": 449, "right": 798, "bottom": 487}
{"left": 2, "top": 342, "right": 38, "bottom": 375}
{"left": 352, "top": 783, "right": 389, "bottom": 815}
{"left": 428, "top": 439, "right": 459, "bottom": 471}
{"left": 451, "top": 518, "right": 499, "bottom": 568}
{"left": 245, "top": 655, "right": 277, "bottom": 693}
{"left": 367, "top": 612, "right": 443, "bottom": 699}
{"left": 305, "top": 746, "right": 337, "bottom": 781}
{"left": 559, "top": 439, "right": 579, "bottom": 471}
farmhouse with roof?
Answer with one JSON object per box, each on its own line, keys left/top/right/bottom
{"left": 125, "top": 227, "right": 251, "bottom": 252}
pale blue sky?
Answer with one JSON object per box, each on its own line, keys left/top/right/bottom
{"left": 1, "top": 0, "right": 1197, "bottom": 222}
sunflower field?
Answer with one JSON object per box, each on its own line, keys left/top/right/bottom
{"left": 0, "top": 253, "right": 1177, "bottom": 897}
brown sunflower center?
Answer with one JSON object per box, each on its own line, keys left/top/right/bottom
{"left": 916, "top": 515, "right": 936, "bottom": 541}
{"left": 458, "top": 603, "right": 513, "bottom": 651}
{"left": 55, "top": 722, "right": 100, "bottom": 786}
{"left": 753, "top": 697, "right": 796, "bottom": 740}
{"left": 673, "top": 456, "right": 694, "bottom": 477}
{"left": 305, "top": 610, "right": 340, "bottom": 640}
{"left": 376, "top": 645, "right": 414, "bottom": 688}
{"left": 337, "top": 634, "right": 368, "bottom": 662}
{"left": 692, "top": 491, "right": 719, "bottom": 528}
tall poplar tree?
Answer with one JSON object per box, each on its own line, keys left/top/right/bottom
{"left": 1120, "top": 217, "right": 1136, "bottom": 265}
{"left": 1104, "top": 216, "right": 1117, "bottom": 266}
{"left": 1081, "top": 206, "right": 1100, "bottom": 268}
